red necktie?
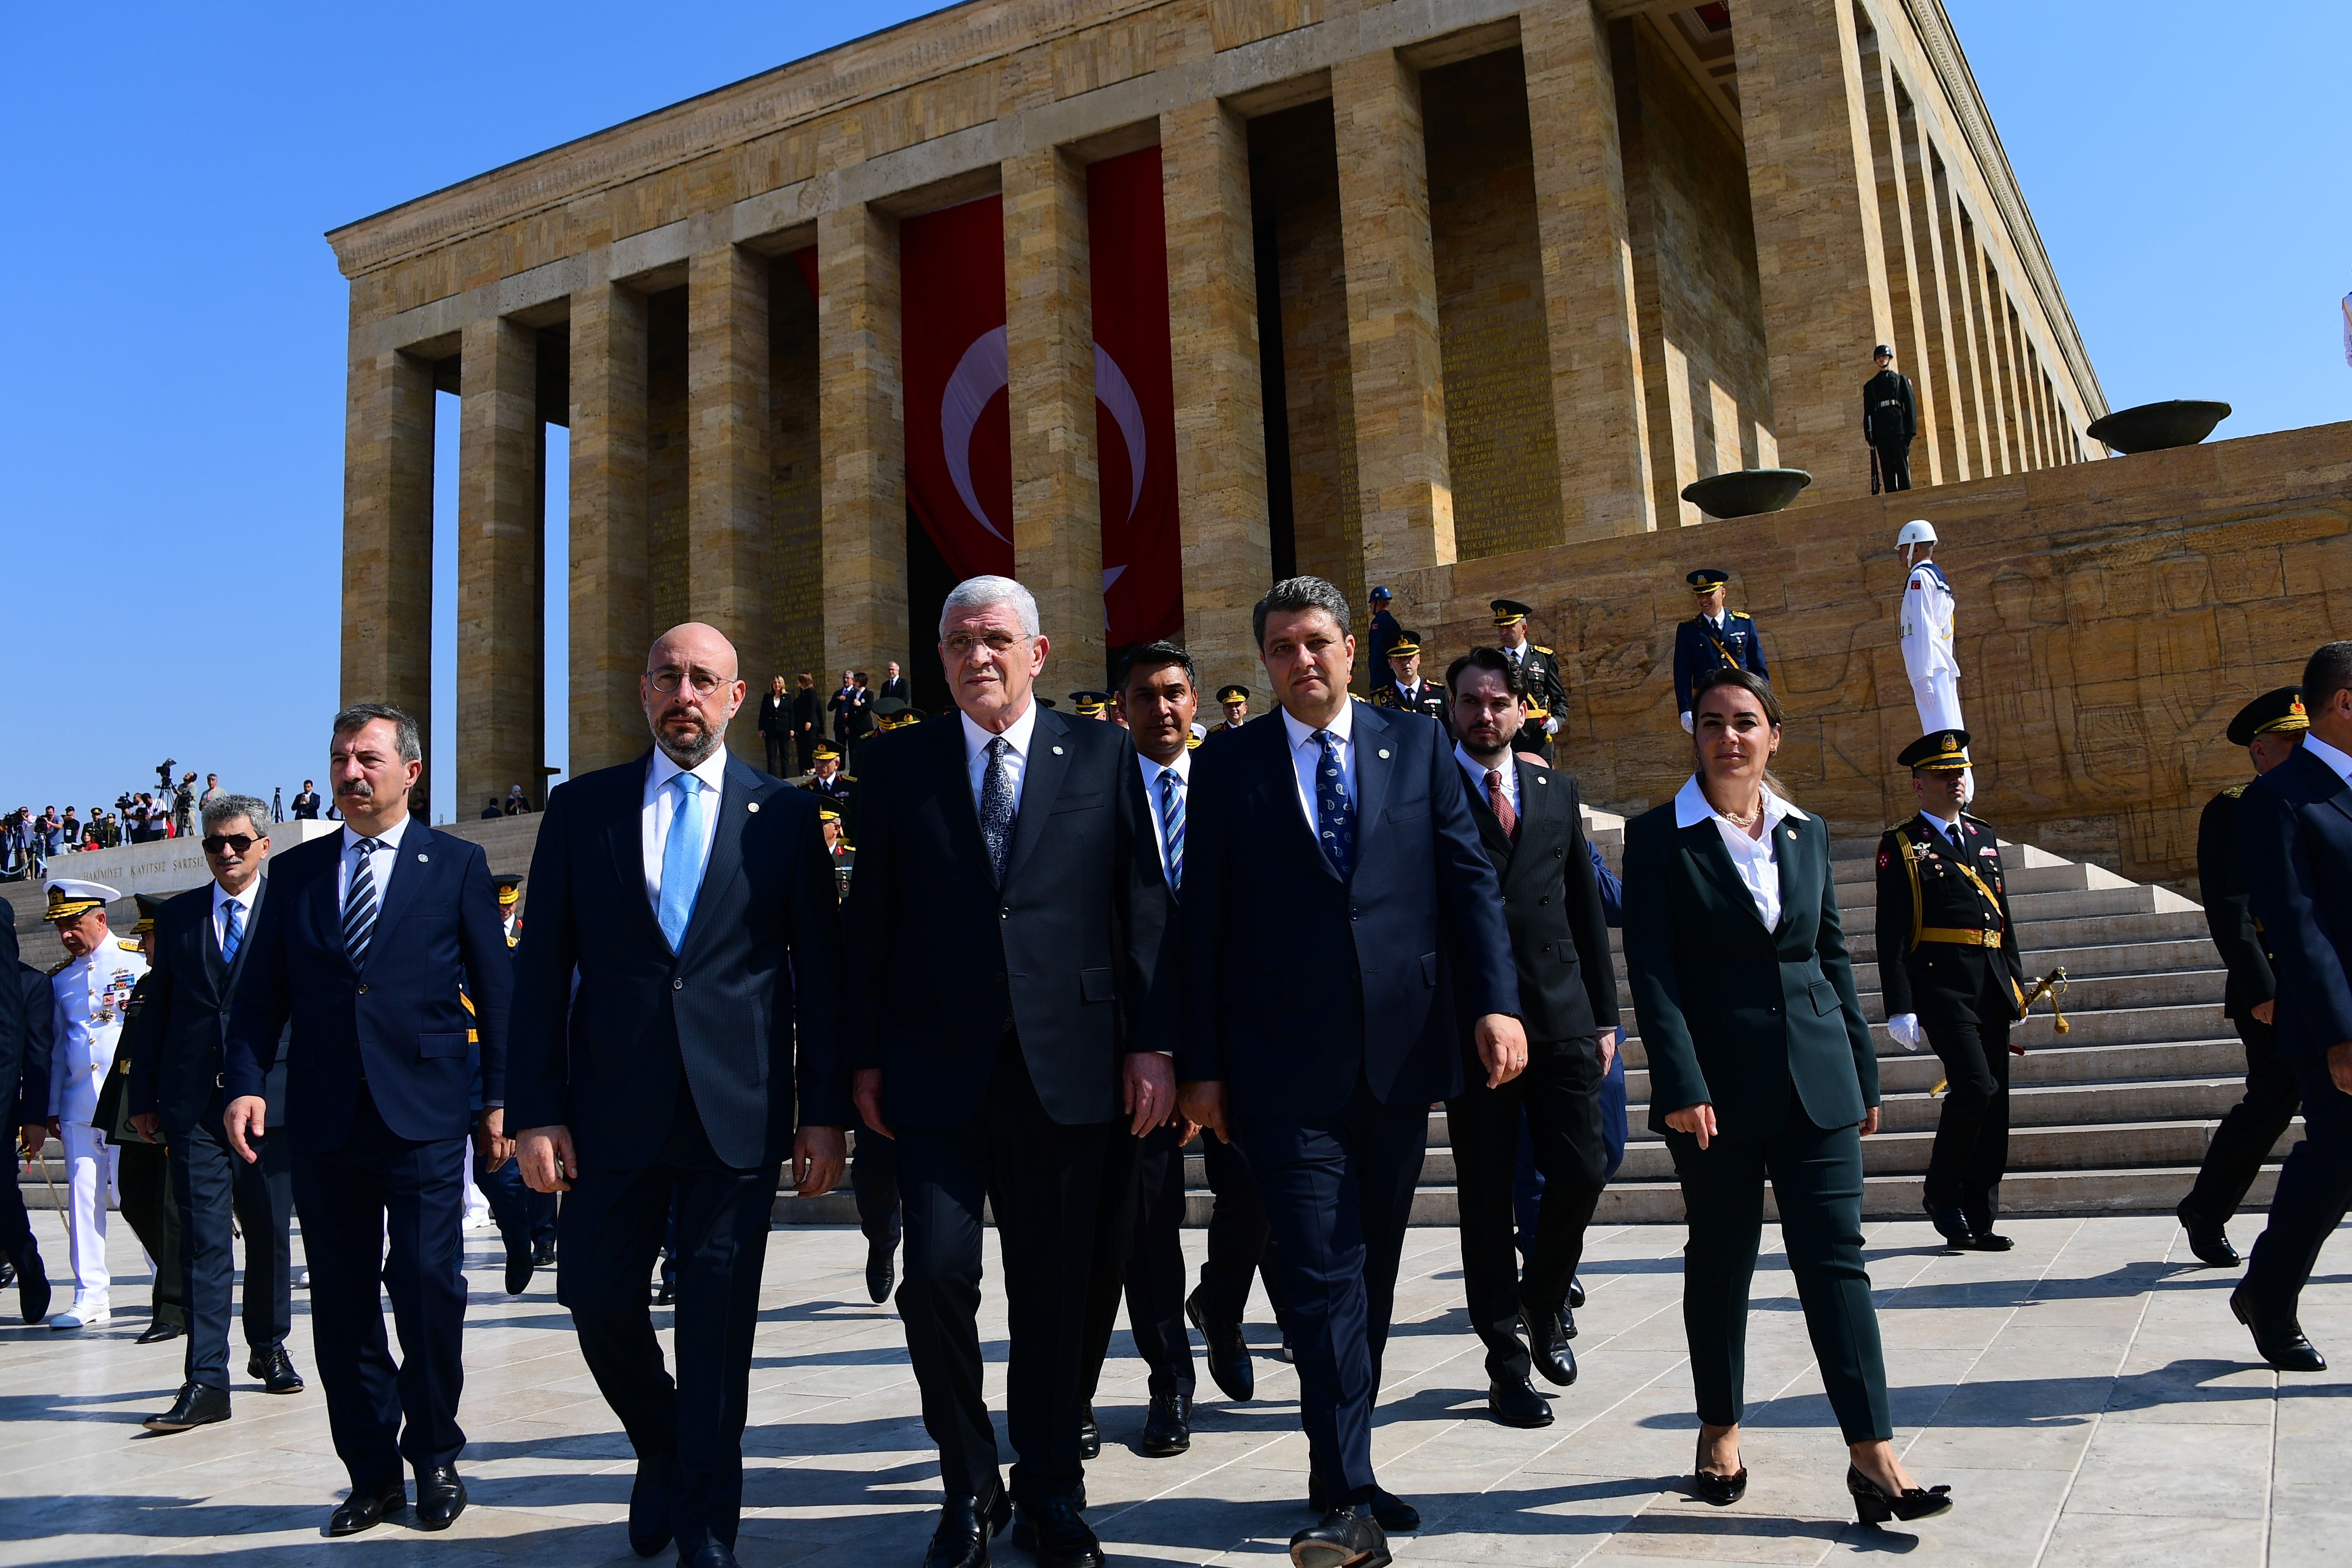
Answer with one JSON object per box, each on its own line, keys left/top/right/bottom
{"left": 1486, "top": 769, "right": 1518, "bottom": 842}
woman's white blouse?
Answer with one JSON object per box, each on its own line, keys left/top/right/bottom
{"left": 1673, "top": 773, "right": 1809, "bottom": 929}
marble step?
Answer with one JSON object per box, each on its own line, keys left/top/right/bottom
{"left": 1608, "top": 1117, "right": 2300, "bottom": 1183}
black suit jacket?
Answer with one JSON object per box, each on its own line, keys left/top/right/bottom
{"left": 127, "top": 879, "right": 288, "bottom": 1134}
{"left": 505, "top": 751, "right": 845, "bottom": 1170}
{"left": 1621, "top": 796, "right": 1876, "bottom": 1138}
{"left": 879, "top": 677, "right": 911, "bottom": 703}
{"left": 2201, "top": 784, "right": 2277, "bottom": 1023}
{"left": 0, "top": 914, "right": 20, "bottom": 1127}
{"left": 1172, "top": 704, "right": 1516, "bottom": 1117}
{"left": 14, "top": 961, "right": 50, "bottom": 1131}
{"left": 845, "top": 704, "right": 1171, "bottom": 1128}
{"left": 1459, "top": 757, "right": 1618, "bottom": 1046}
{"left": 225, "top": 820, "right": 514, "bottom": 1154}
{"left": 2241, "top": 744, "right": 2352, "bottom": 1060}
{"left": 790, "top": 688, "right": 822, "bottom": 736}
{"left": 757, "top": 693, "right": 792, "bottom": 736}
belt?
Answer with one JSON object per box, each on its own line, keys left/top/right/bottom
{"left": 1918, "top": 926, "right": 2002, "bottom": 949}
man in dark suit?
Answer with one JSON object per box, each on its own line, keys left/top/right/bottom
{"left": 1443, "top": 647, "right": 1618, "bottom": 1429}
{"left": 1175, "top": 576, "right": 1520, "bottom": 1567}
{"left": 128, "top": 794, "right": 301, "bottom": 1434}
{"left": 757, "top": 676, "right": 793, "bottom": 777}
{"left": 847, "top": 576, "right": 1173, "bottom": 1568}
{"left": 224, "top": 702, "right": 514, "bottom": 1536}
{"left": 879, "top": 660, "right": 911, "bottom": 704}
{"left": 1, "top": 909, "right": 50, "bottom": 1325}
{"left": 508, "top": 622, "right": 847, "bottom": 1568}
{"left": 2234, "top": 643, "right": 2352, "bottom": 1371}
{"left": 291, "top": 781, "right": 322, "bottom": 820}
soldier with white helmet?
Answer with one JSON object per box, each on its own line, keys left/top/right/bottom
{"left": 1897, "top": 520, "right": 1972, "bottom": 801}
{"left": 41, "top": 879, "right": 149, "bottom": 1329}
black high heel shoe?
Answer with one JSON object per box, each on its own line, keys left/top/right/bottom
{"left": 1847, "top": 1464, "right": 1951, "bottom": 1524}
{"left": 1691, "top": 1437, "right": 1747, "bottom": 1505}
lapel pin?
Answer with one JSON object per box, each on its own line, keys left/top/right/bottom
{"left": 417, "top": 853, "right": 429, "bottom": 862}
{"left": 746, "top": 801, "right": 760, "bottom": 813}
{"left": 1052, "top": 745, "right": 1065, "bottom": 756}
{"left": 1786, "top": 828, "right": 1798, "bottom": 841}
{"left": 1536, "top": 775, "right": 1548, "bottom": 785}
{"left": 1378, "top": 749, "right": 1390, "bottom": 759}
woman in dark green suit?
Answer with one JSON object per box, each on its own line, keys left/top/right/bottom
{"left": 1623, "top": 668, "right": 1950, "bottom": 1526}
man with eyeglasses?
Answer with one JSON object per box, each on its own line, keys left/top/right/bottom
{"left": 128, "top": 795, "right": 301, "bottom": 1433}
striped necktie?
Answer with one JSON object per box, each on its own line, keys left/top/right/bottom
{"left": 343, "top": 839, "right": 382, "bottom": 966}
{"left": 221, "top": 898, "right": 244, "bottom": 962}
{"left": 1158, "top": 768, "right": 1185, "bottom": 893}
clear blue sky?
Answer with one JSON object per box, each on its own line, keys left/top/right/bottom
{"left": 4, "top": 0, "right": 2342, "bottom": 819}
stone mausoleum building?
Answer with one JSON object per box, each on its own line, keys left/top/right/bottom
{"left": 329, "top": 0, "right": 2351, "bottom": 885}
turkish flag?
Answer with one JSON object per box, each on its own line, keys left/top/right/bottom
{"left": 900, "top": 196, "right": 1016, "bottom": 583}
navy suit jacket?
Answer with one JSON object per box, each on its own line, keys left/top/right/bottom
{"left": 2241, "top": 743, "right": 2352, "bottom": 1061}
{"left": 1172, "top": 703, "right": 1516, "bottom": 1117}
{"left": 225, "top": 820, "right": 513, "bottom": 1155}
{"left": 0, "top": 913, "right": 21, "bottom": 1127}
{"left": 844, "top": 705, "right": 1171, "bottom": 1129}
{"left": 504, "top": 751, "right": 845, "bottom": 1171}
{"left": 128, "top": 878, "right": 288, "bottom": 1135}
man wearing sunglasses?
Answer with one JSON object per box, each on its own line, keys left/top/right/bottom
{"left": 128, "top": 795, "right": 302, "bottom": 1433}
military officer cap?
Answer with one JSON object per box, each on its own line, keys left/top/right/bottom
{"left": 1387, "top": 630, "right": 1422, "bottom": 658}
{"left": 1070, "top": 689, "right": 1112, "bottom": 716}
{"left": 492, "top": 874, "right": 524, "bottom": 908}
{"left": 1036, "top": 696, "right": 1058, "bottom": 709}
{"left": 1873, "top": 344, "right": 1893, "bottom": 358}
{"left": 895, "top": 705, "right": 927, "bottom": 726}
{"left": 43, "top": 879, "right": 120, "bottom": 922}
{"left": 812, "top": 743, "right": 842, "bottom": 762}
{"left": 1899, "top": 729, "right": 1972, "bottom": 772}
{"left": 816, "top": 806, "right": 842, "bottom": 824}
{"left": 1686, "top": 568, "right": 1730, "bottom": 593}
{"left": 1186, "top": 723, "right": 1207, "bottom": 751}
{"left": 132, "top": 892, "right": 166, "bottom": 936}
{"left": 2225, "top": 686, "right": 2309, "bottom": 747}
{"left": 873, "top": 696, "right": 910, "bottom": 720}
{"left": 1217, "top": 684, "right": 1248, "bottom": 705}
{"left": 1490, "top": 598, "right": 1533, "bottom": 627}
{"left": 1369, "top": 586, "right": 1392, "bottom": 602}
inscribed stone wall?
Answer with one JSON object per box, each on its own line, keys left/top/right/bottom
{"left": 771, "top": 259, "right": 825, "bottom": 686}
{"left": 1389, "top": 422, "right": 2352, "bottom": 886}
{"left": 645, "top": 288, "right": 691, "bottom": 631}
{"left": 1423, "top": 50, "right": 1564, "bottom": 563}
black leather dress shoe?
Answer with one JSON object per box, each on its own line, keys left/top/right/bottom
{"left": 924, "top": 1483, "right": 1011, "bottom": 1568}
{"left": 14, "top": 1251, "right": 50, "bottom": 1325}
{"left": 1140, "top": 1392, "right": 1191, "bottom": 1455}
{"left": 1524, "top": 1302, "right": 1577, "bottom": 1388}
{"left": 1925, "top": 1203, "right": 1976, "bottom": 1247}
{"left": 504, "top": 1249, "right": 534, "bottom": 1296}
{"left": 249, "top": 1344, "right": 305, "bottom": 1394}
{"left": 1078, "top": 1404, "right": 1100, "bottom": 1460}
{"left": 137, "top": 1320, "right": 184, "bottom": 1346}
{"left": 867, "top": 1240, "right": 896, "bottom": 1305}
{"left": 143, "top": 1382, "right": 230, "bottom": 1433}
{"left": 2232, "top": 1286, "right": 2326, "bottom": 1371}
{"left": 1012, "top": 1494, "right": 1104, "bottom": 1568}
{"left": 1289, "top": 1503, "right": 1392, "bottom": 1568}
{"left": 1567, "top": 1274, "right": 1585, "bottom": 1310}
{"left": 2179, "top": 1207, "right": 2242, "bottom": 1268}
{"left": 326, "top": 1481, "right": 406, "bottom": 1537}
{"left": 1187, "top": 1286, "right": 1254, "bottom": 1402}
{"left": 687, "top": 1542, "right": 739, "bottom": 1568}
{"left": 1305, "top": 1481, "right": 1417, "bottom": 1532}
{"left": 629, "top": 1453, "right": 673, "bottom": 1558}
{"left": 413, "top": 1464, "right": 467, "bottom": 1530}
{"left": 1488, "top": 1373, "right": 1553, "bottom": 1428}
{"left": 1560, "top": 1302, "right": 1578, "bottom": 1340}
{"left": 533, "top": 1237, "right": 558, "bottom": 1269}
{"left": 0, "top": 1256, "right": 13, "bottom": 1288}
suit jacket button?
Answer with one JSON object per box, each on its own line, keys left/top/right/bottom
{"left": 1769, "top": 1004, "right": 1780, "bottom": 1013}
{"left": 673, "top": 978, "right": 684, "bottom": 990}
{"left": 356, "top": 984, "right": 368, "bottom": 995}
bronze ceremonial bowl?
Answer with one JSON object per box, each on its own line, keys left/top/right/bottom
{"left": 2085, "top": 400, "right": 2231, "bottom": 454}
{"left": 1680, "top": 467, "right": 1813, "bottom": 519}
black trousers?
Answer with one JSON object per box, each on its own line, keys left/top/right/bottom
{"left": 2183, "top": 1014, "right": 2302, "bottom": 1228}
{"left": 1196, "top": 1131, "right": 1280, "bottom": 1325}
{"left": 0, "top": 1139, "right": 39, "bottom": 1279}
{"left": 116, "top": 1140, "right": 185, "bottom": 1332}
{"left": 1078, "top": 1122, "right": 1195, "bottom": 1405}
{"left": 476, "top": 1141, "right": 556, "bottom": 1259}
{"left": 762, "top": 736, "right": 789, "bottom": 777}
{"left": 1918, "top": 957, "right": 2014, "bottom": 1217}
{"left": 850, "top": 1112, "right": 901, "bottom": 1253}
{"left": 1874, "top": 436, "right": 1912, "bottom": 491}
{"left": 293, "top": 1085, "right": 469, "bottom": 1488}
{"left": 896, "top": 1038, "right": 1106, "bottom": 1503}
{"left": 172, "top": 1110, "right": 294, "bottom": 1389}
{"left": 795, "top": 732, "right": 820, "bottom": 774}
{"left": 562, "top": 1081, "right": 779, "bottom": 1558}
{"left": 1666, "top": 1105, "right": 1890, "bottom": 1444}
{"left": 1237, "top": 1078, "right": 1427, "bottom": 1501}
{"left": 1448, "top": 1038, "right": 1607, "bottom": 1379}
{"left": 2242, "top": 1041, "right": 2352, "bottom": 1319}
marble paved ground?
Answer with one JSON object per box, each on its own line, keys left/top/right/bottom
{"left": 2, "top": 1208, "right": 2348, "bottom": 1567}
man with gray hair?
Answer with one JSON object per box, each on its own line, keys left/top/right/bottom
{"left": 128, "top": 793, "right": 301, "bottom": 1433}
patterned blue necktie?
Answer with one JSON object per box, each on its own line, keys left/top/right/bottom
{"left": 1158, "top": 768, "right": 1185, "bottom": 894}
{"left": 657, "top": 774, "right": 706, "bottom": 951}
{"left": 979, "top": 737, "right": 1015, "bottom": 883}
{"left": 1313, "top": 729, "right": 1355, "bottom": 879}
{"left": 221, "top": 899, "right": 244, "bottom": 962}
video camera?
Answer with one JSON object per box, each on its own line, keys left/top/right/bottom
{"left": 154, "top": 757, "right": 176, "bottom": 792}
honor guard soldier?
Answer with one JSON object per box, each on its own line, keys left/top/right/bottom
{"left": 1875, "top": 731, "right": 2025, "bottom": 1250}
{"left": 1371, "top": 630, "right": 1451, "bottom": 735}
{"left": 2176, "top": 687, "right": 2310, "bottom": 1266}
{"left": 1897, "top": 519, "right": 1971, "bottom": 800}
{"left": 1071, "top": 689, "right": 1115, "bottom": 721}
{"left": 818, "top": 807, "right": 854, "bottom": 902}
{"left": 43, "top": 879, "right": 148, "bottom": 1329}
{"left": 1211, "top": 684, "right": 1250, "bottom": 737}
{"left": 1492, "top": 599, "right": 1566, "bottom": 754}
{"left": 1863, "top": 344, "right": 1918, "bottom": 492}
{"left": 493, "top": 874, "right": 524, "bottom": 948}
{"left": 1366, "top": 585, "right": 1401, "bottom": 675}
{"left": 1674, "top": 570, "right": 1767, "bottom": 733}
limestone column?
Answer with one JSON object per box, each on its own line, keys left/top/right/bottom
{"left": 1903, "top": 119, "right": 1972, "bottom": 481}
{"left": 1332, "top": 47, "right": 1455, "bottom": 577}
{"left": 341, "top": 344, "right": 434, "bottom": 745}
{"left": 1161, "top": 98, "right": 1270, "bottom": 695}
{"left": 688, "top": 244, "right": 771, "bottom": 758}
{"left": 817, "top": 202, "right": 910, "bottom": 682}
{"left": 457, "top": 315, "right": 542, "bottom": 817}
{"left": 1736, "top": 0, "right": 1893, "bottom": 503}
{"left": 570, "top": 281, "right": 650, "bottom": 776}
{"left": 1859, "top": 36, "right": 1941, "bottom": 486}
{"left": 1004, "top": 144, "right": 1105, "bottom": 677}
{"left": 1522, "top": 0, "right": 1658, "bottom": 539}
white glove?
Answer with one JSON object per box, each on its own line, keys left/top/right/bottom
{"left": 1887, "top": 1013, "right": 1923, "bottom": 1051}
{"left": 1543, "top": 716, "right": 1560, "bottom": 736}
{"left": 1679, "top": 711, "right": 1694, "bottom": 734}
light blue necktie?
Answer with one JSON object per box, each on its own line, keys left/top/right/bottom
{"left": 657, "top": 774, "right": 706, "bottom": 951}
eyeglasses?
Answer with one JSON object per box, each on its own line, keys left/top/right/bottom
{"left": 201, "top": 834, "right": 258, "bottom": 856}
{"left": 943, "top": 631, "right": 1027, "bottom": 658}
{"left": 649, "top": 668, "right": 727, "bottom": 696}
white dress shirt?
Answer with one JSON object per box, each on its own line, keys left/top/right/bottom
{"left": 643, "top": 747, "right": 730, "bottom": 908}
{"left": 1454, "top": 743, "right": 1520, "bottom": 816}
{"left": 961, "top": 699, "right": 1040, "bottom": 815}
{"left": 211, "top": 879, "right": 260, "bottom": 953}
{"left": 1280, "top": 701, "right": 1358, "bottom": 841}
{"left": 1674, "top": 773, "right": 1809, "bottom": 929}
{"left": 1135, "top": 747, "right": 1191, "bottom": 882}
{"left": 2301, "top": 731, "right": 2352, "bottom": 784}
{"left": 338, "top": 815, "right": 411, "bottom": 914}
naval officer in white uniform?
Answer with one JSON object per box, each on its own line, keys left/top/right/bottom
{"left": 43, "top": 879, "right": 147, "bottom": 1329}
{"left": 1897, "top": 519, "right": 1972, "bottom": 802}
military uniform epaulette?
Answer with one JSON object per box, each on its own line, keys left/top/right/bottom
{"left": 118, "top": 938, "right": 143, "bottom": 952}
{"left": 48, "top": 957, "right": 70, "bottom": 976}
{"left": 1728, "top": 612, "right": 1753, "bottom": 623}
{"left": 2223, "top": 783, "right": 2248, "bottom": 798}
{"left": 1533, "top": 645, "right": 1553, "bottom": 656}
{"left": 1959, "top": 812, "right": 1995, "bottom": 832}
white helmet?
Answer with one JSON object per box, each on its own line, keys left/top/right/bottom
{"left": 1896, "top": 519, "right": 1938, "bottom": 548}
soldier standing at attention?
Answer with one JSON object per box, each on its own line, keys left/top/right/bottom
{"left": 1370, "top": 631, "right": 1449, "bottom": 737}
{"left": 1897, "top": 520, "right": 1971, "bottom": 802}
{"left": 1365, "top": 586, "right": 1401, "bottom": 680}
{"left": 2176, "top": 687, "right": 2310, "bottom": 1267}
{"left": 1876, "top": 731, "right": 2025, "bottom": 1250}
{"left": 42, "top": 879, "right": 147, "bottom": 1329}
{"left": 1492, "top": 600, "right": 1567, "bottom": 756}
{"left": 1863, "top": 344, "right": 1917, "bottom": 492}
{"left": 799, "top": 744, "right": 857, "bottom": 841}
{"left": 1673, "top": 571, "right": 1768, "bottom": 734}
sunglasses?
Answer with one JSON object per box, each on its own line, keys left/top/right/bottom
{"left": 201, "top": 834, "right": 260, "bottom": 856}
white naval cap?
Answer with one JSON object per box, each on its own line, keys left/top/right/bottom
{"left": 41, "top": 879, "right": 123, "bottom": 921}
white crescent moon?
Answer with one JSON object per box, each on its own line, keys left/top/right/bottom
{"left": 1094, "top": 344, "right": 1146, "bottom": 525}
{"left": 942, "top": 327, "right": 1010, "bottom": 542}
